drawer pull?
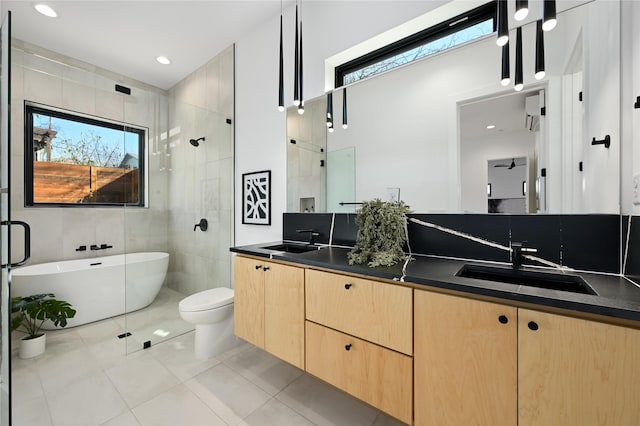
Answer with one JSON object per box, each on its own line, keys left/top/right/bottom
{"left": 345, "top": 344, "right": 352, "bottom": 351}
{"left": 255, "top": 265, "right": 262, "bottom": 270}
{"left": 528, "top": 321, "right": 539, "bottom": 331}
{"left": 344, "top": 283, "right": 352, "bottom": 289}
{"left": 263, "top": 266, "right": 270, "bottom": 271}
{"left": 498, "top": 315, "right": 509, "bottom": 324}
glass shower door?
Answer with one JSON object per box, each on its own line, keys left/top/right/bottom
{"left": 0, "top": 11, "right": 11, "bottom": 426}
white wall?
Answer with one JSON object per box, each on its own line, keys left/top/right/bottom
{"left": 234, "top": 1, "right": 447, "bottom": 245}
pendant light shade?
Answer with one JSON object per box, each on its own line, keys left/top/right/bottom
{"left": 293, "top": 4, "right": 300, "bottom": 106}
{"left": 514, "top": 27, "right": 523, "bottom": 91}
{"left": 501, "top": 42, "right": 510, "bottom": 87}
{"left": 326, "top": 92, "right": 333, "bottom": 128}
{"left": 535, "top": 20, "right": 545, "bottom": 80}
{"left": 496, "top": 0, "right": 509, "bottom": 47}
{"left": 278, "top": 13, "right": 284, "bottom": 112}
{"left": 514, "top": 0, "right": 529, "bottom": 21}
{"left": 342, "top": 87, "right": 348, "bottom": 129}
{"left": 543, "top": 0, "right": 557, "bottom": 31}
{"left": 297, "top": 17, "right": 304, "bottom": 114}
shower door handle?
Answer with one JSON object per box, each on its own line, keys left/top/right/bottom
{"left": 1, "top": 220, "right": 31, "bottom": 268}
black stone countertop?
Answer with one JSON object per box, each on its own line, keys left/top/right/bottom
{"left": 231, "top": 242, "right": 640, "bottom": 323}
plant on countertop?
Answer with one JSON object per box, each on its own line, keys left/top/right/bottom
{"left": 11, "top": 293, "right": 76, "bottom": 339}
{"left": 348, "top": 199, "right": 411, "bottom": 267}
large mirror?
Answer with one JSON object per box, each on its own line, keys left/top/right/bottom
{"left": 287, "top": 0, "right": 620, "bottom": 214}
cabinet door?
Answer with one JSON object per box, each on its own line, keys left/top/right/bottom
{"left": 519, "top": 309, "right": 640, "bottom": 426}
{"left": 264, "top": 262, "right": 305, "bottom": 369}
{"left": 233, "top": 256, "right": 264, "bottom": 348}
{"left": 306, "top": 321, "right": 413, "bottom": 425}
{"left": 414, "top": 291, "right": 517, "bottom": 426}
{"left": 306, "top": 269, "right": 412, "bottom": 355}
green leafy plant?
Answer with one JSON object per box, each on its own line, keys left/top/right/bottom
{"left": 11, "top": 293, "right": 76, "bottom": 339}
{"left": 348, "top": 199, "right": 411, "bottom": 267}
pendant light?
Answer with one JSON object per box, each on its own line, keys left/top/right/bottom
{"left": 535, "top": 20, "right": 545, "bottom": 80}
{"left": 514, "top": 27, "right": 523, "bottom": 91}
{"left": 543, "top": 0, "right": 557, "bottom": 31}
{"left": 496, "top": 0, "right": 509, "bottom": 47}
{"left": 501, "top": 42, "right": 510, "bottom": 86}
{"left": 277, "top": 1, "right": 284, "bottom": 112}
{"left": 326, "top": 92, "right": 333, "bottom": 127}
{"left": 297, "top": 5, "right": 304, "bottom": 115}
{"left": 293, "top": 3, "right": 300, "bottom": 106}
{"left": 514, "top": 0, "right": 528, "bottom": 21}
{"left": 342, "top": 87, "right": 348, "bottom": 129}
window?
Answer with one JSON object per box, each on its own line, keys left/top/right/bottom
{"left": 25, "top": 103, "right": 146, "bottom": 206}
{"left": 335, "top": 2, "right": 496, "bottom": 87}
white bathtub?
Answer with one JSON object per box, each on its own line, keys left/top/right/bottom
{"left": 11, "top": 252, "right": 169, "bottom": 329}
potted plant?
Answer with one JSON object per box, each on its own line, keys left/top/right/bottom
{"left": 348, "top": 199, "right": 412, "bottom": 267}
{"left": 11, "top": 293, "right": 76, "bottom": 359}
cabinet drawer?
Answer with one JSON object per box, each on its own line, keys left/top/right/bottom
{"left": 305, "top": 321, "right": 412, "bottom": 425}
{"left": 306, "top": 269, "right": 412, "bottom": 354}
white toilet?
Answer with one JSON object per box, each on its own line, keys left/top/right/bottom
{"left": 178, "top": 287, "right": 237, "bottom": 359}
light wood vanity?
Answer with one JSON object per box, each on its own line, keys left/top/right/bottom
{"left": 233, "top": 253, "right": 640, "bottom": 426}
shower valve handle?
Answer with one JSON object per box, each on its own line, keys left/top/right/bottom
{"left": 194, "top": 218, "right": 208, "bottom": 232}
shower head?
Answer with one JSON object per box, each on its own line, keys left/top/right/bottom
{"left": 189, "top": 137, "right": 205, "bottom": 147}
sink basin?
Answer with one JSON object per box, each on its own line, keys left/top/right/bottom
{"left": 456, "top": 264, "right": 597, "bottom": 295}
{"left": 261, "top": 243, "right": 321, "bottom": 254}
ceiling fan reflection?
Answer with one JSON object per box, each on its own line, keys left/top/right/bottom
{"left": 494, "top": 159, "right": 524, "bottom": 169}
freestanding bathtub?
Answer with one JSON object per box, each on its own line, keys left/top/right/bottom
{"left": 11, "top": 252, "right": 169, "bottom": 329}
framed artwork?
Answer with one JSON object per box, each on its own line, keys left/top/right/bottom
{"left": 242, "top": 170, "right": 271, "bottom": 225}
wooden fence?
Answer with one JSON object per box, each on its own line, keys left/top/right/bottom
{"left": 33, "top": 162, "right": 139, "bottom": 204}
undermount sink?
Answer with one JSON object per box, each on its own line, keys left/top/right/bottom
{"left": 261, "top": 243, "right": 322, "bottom": 254}
{"left": 456, "top": 264, "right": 597, "bottom": 295}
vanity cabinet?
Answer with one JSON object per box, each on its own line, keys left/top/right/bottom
{"left": 414, "top": 290, "right": 517, "bottom": 426}
{"left": 305, "top": 269, "right": 413, "bottom": 355}
{"left": 415, "top": 290, "right": 640, "bottom": 426}
{"left": 233, "top": 255, "right": 305, "bottom": 368}
{"left": 518, "top": 309, "right": 640, "bottom": 426}
{"left": 305, "top": 269, "right": 413, "bottom": 424}
{"left": 306, "top": 321, "right": 413, "bottom": 424}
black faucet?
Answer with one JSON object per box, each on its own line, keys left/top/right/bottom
{"left": 90, "top": 244, "right": 113, "bottom": 251}
{"left": 511, "top": 241, "right": 537, "bottom": 269}
{"left": 75, "top": 245, "right": 87, "bottom": 252}
{"left": 297, "top": 229, "right": 320, "bottom": 245}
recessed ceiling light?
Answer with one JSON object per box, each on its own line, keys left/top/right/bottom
{"left": 156, "top": 56, "right": 171, "bottom": 65}
{"left": 486, "top": 124, "right": 496, "bottom": 130}
{"left": 34, "top": 4, "right": 57, "bottom": 18}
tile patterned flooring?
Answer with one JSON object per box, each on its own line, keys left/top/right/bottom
{"left": 11, "top": 288, "right": 404, "bottom": 426}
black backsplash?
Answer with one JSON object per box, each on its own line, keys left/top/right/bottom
{"left": 623, "top": 216, "right": 640, "bottom": 280}
{"left": 283, "top": 213, "right": 622, "bottom": 274}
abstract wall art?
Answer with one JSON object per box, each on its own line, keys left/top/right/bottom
{"left": 242, "top": 170, "right": 271, "bottom": 225}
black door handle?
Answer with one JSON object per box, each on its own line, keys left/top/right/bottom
{"left": 1, "top": 220, "right": 31, "bottom": 268}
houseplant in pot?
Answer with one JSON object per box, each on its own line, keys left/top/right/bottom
{"left": 11, "top": 293, "right": 76, "bottom": 359}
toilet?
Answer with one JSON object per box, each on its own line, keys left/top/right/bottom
{"left": 178, "top": 287, "right": 237, "bottom": 359}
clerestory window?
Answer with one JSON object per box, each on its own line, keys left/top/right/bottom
{"left": 335, "top": 2, "right": 496, "bottom": 87}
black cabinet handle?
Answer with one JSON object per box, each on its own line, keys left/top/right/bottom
{"left": 345, "top": 344, "right": 352, "bottom": 351}
{"left": 263, "top": 266, "right": 270, "bottom": 271}
{"left": 528, "top": 321, "right": 539, "bottom": 331}
{"left": 255, "top": 265, "right": 262, "bottom": 270}
{"left": 344, "top": 283, "right": 352, "bottom": 290}
{"left": 498, "top": 315, "right": 509, "bottom": 324}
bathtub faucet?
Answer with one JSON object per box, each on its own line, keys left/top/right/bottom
{"left": 76, "top": 245, "right": 87, "bottom": 252}
{"left": 90, "top": 244, "right": 113, "bottom": 251}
